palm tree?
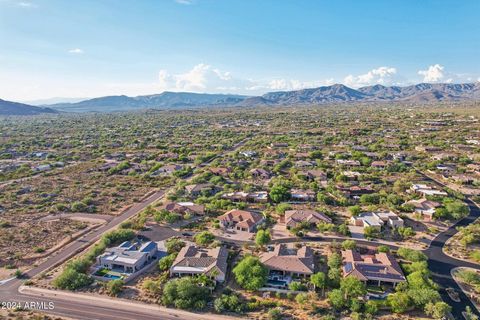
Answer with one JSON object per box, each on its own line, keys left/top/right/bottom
{"left": 310, "top": 272, "right": 326, "bottom": 297}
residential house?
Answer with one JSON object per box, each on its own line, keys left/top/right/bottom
{"left": 185, "top": 183, "right": 218, "bottom": 197}
{"left": 304, "top": 170, "right": 328, "bottom": 186}
{"left": 405, "top": 198, "right": 441, "bottom": 221}
{"left": 290, "top": 189, "right": 316, "bottom": 201}
{"left": 222, "top": 191, "right": 269, "bottom": 203}
{"left": 248, "top": 191, "right": 269, "bottom": 203}
{"left": 250, "top": 168, "right": 272, "bottom": 180}
{"left": 341, "top": 250, "right": 406, "bottom": 287}
{"left": 260, "top": 244, "right": 315, "bottom": 288}
{"left": 159, "top": 201, "right": 205, "bottom": 216}
{"left": 410, "top": 184, "right": 448, "bottom": 197}
{"left": 337, "top": 185, "right": 374, "bottom": 199}
{"left": 342, "top": 171, "right": 362, "bottom": 181}
{"left": 269, "top": 142, "right": 289, "bottom": 149}
{"left": 294, "top": 152, "right": 310, "bottom": 160}
{"left": 222, "top": 191, "right": 249, "bottom": 202}
{"left": 336, "top": 159, "right": 361, "bottom": 167}
{"left": 97, "top": 241, "right": 158, "bottom": 274}
{"left": 151, "top": 164, "right": 183, "bottom": 176}
{"left": 371, "top": 161, "right": 390, "bottom": 169}
{"left": 239, "top": 150, "right": 257, "bottom": 158}
{"left": 218, "top": 209, "right": 264, "bottom": 233}
{"left": 415, "top": 146, "right": 442, "bottom": 152}
{"left": 210, "top": 167, "right": 232, "bottom": 176}
{"left": 33, "top": 164, "right": 51, "bottom": 172}
{"left": 350, "top": 211, "right": 404, "bottom": 230}
{"left": 260, "top": 159, "right": 280, "bottom": 167}
{"left": 284, "top": 209, "right": 332, "bottom": 229}
{"left": 169, "top": 245, "right": 228, "bottom": 283}
{"left": 295, "top": 160, "right": 315, "bottom": 168}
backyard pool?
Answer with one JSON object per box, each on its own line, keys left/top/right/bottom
{"left": 267, "top": 279, "right": 288, "bottom": 287}
{"left": 94, "top": 268, "right": 125, "bottom": 280}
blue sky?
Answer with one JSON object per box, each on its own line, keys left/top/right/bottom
{"left": 0, "top": 0, "right": 479, "bottom": 101}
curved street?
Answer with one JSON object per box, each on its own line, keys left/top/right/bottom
{"left": 2, "top": 168, "right": 480, "bottom": 319}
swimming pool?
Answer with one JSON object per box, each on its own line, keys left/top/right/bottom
{"left": 267, "top": 279, "right": 288, "bottom": 287}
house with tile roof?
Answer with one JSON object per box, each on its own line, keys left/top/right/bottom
{"left": 260, "top": 244, "right": 316, "bottom": 288}
{"left": 170, "top": 245, "right": 228, "bottom": 283}
{"left": 159, "top": 201, "right": 205, "bottom": 216}
{"left": 284, "top": 209, "right": 332, "bottom": 229}
{"left": 404, "top": 198, "right": 441, "bottom": 221}
{"left": 218, "top": 209, "right": 264, "bottom": 233}
{"left": 341, "top": 250, "right": 406, "bottom": 287}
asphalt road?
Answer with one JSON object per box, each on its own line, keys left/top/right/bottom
{"left": 0, "top": 189, "right": 165, "bottom": 294}
{"left": 2, "top": 150, "right": 478, "bottom": 319}
{"left": 425, "top": 197, "right": 480, "bottom": 319}
{"left": 0, "top": 136, "right": 251, "bottom": 320}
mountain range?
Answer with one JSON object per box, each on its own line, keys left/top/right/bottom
{"left": 45, "top": 92, "right": 249, "bottom": 112}
{"left": 240, "top": 82, "right": 480, "bottom": 105}
{"left": 1, "top": 82, "right": 479, "bottom": 115}
{"left": 0, "top": 99, "right": 58, "bottom": 116}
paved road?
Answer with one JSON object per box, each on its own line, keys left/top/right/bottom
{"left": 0, "top": 189, "right": 165, "bottom": 293}
{"left": 424, "top": 197, "right": 480, "bottom": 319}
{"left": 416, "top": 170, "right": 480, "bottom": 318}
{"left": 0, "top": 136, "right": 251, "bottom": 320}
{"left": 3, "top": 147, "right": 476, "bottom": 320}
{"left": 2, "top": 287, "right": 233, "bottom": 320}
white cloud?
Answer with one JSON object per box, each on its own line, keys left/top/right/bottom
{"left": 344, "top": 66, "right": 398, "bottom": 88}
{"left": 157, "top": 64, "right": 337, "bottom": 94}
{"left": 266, "top": 78, "right": 335, "bottom": 91}
{"left": 17, "top": 1, "right": 36, "bottom": 8}
{"left": 418, "top": 64, "right": 446, "bottom": 83}
{"left": 175, "top": 0, "right": 193, "bottom": 4}
{"left": 68, "top": 48, "right": 84, "bottom": 54}
{"left": 158, "top": 63, "right": 252, "bottom": 92}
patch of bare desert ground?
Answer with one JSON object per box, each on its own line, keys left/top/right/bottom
{"left": 0, "top": 162, "right": 160, "bottom": 268}
{"left": 0, "top": 309, "right": 70, "bottom": 320}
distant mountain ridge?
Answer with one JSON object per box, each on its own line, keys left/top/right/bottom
{"left": 0, "top": 99, "right": 58, "bottom": 116}
{"left": 2, "top": 82, "right": 480, "bottom": 115}
{"left": 48, "top": 92, "right": 249, "bottom": 112}
{"left": 240, "top": 82, "right": 480, "bottom": 106}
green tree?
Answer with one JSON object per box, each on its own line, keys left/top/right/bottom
{"left": 348, "top": 205, "right": 361, "bottom": 216}
{"left": 364, "top": 300, "right": 378, "bottom": 315}
{"left": 295, "top": 292, "right": 309, "bottom": 304}
{"left": 194, "top": 231, "right": 215, "bottom": 245}
{"left": 106, "top": 279, "right": 124, "bottom": 296}
{"left": 255, "top": 229, "right": 271, "bottom": 246}
{"left": 232, "top": 256, "right": 268, "bottom": 291}
{"left": 213, "top": 294, "right": 243, "bottom": 313}
{"left": 52, "top": 268, "right": 93, "bottom": 290}
{"left": 288, "top": 281, "right": 307, "bottom": 291}
{"left": 310, "top": 272, "right": 327, "bottom": 296}
{"left": 340, "top": 276, "right": 366, "bottom": 300}
{"left": 424, "top": 301, "right": 451, "bottom": 319}
{"left": 387, "top": 291, "right": 411, "bottom": 313}
{"left": 159, "top": 253, "right": 177, "bottom": 271}
{"left": 327, "top": 288, "right": 346, "bottom": 309}
{"left": 269, "top": 184, "right": 291, "bottom": 203}
{"left": 397, "top": 247, "right": 427, "bottom": 262}
{"left": 267, "top": 308, "right": 283, "bottom": 320}
{"left": 166, "top": 238, "right": 185, "bottom": 254}
{"left": 377, "top": 245, "right": 390, "bottom": 253}
{"left": 341, "top": 240, "right": 356, "bottom": 250}
{"left": 162, "top": 277, "right": 211, "bottom": 310}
